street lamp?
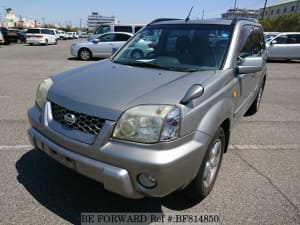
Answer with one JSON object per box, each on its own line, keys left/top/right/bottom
{"left": 80, "top": 18, "right": 83, "bottom": 30}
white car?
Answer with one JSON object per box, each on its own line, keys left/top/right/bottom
{"left": 48, "top": 28, "right": 60, "bottom": 41}
{"left": 266, "top": 32, "right": 300, "bottom": 60}
{"left": 65, "top": 32, "right": 74, "bottom": 39}
{"left": 66, "top": 32, "right": 78, "bottom": 39}
{"left": 71, "top": 32, "right": 133, "bottom": 60}
{"left": 57, "top": 30, "right": 66, "bottom": 40}
{"left": 26, "top": 28, "right": 57, "bottom": 45}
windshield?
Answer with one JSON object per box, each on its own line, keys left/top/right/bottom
{"left": 112, "top": 24, "right": 232, "bottom": 72}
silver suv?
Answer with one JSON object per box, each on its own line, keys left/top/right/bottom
{"left": 28, "top": 18, "right": 267, "bottom": 201}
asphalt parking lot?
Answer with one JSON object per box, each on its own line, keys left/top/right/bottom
{"left": 0, "top": 40, "right": 299, "bottom": 225}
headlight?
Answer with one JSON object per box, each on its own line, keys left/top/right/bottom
{"left": 36, "top": 78, "right": 53, "bottom": 108}
{"left": 113, "top": 105, "right": 181, "bottom": 143}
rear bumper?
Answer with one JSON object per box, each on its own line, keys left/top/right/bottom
{"left": 26, "top": 38, "right": 45, "bottom": 45}
{"left": 28, "top": 103, "right": 210, "bottom": 198}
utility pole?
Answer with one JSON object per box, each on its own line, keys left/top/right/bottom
{"left": 262, "top": 0, "right": 268, "bottom": 20}
{"left": 233, "top": 0, "right": 237, "bottom": 9}
{"left": 202, "top": 10, "right": 204, "bottom": 20}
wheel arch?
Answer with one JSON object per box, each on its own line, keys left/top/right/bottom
{"left": 195, "top": 99, "right": 232, "bottom": 153}
{"left": 78, "top": 47, "right": 93, "bottom": 60}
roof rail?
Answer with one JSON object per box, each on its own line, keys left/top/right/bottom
{"left": 231, "top": 17, "right": 258, "bottom": 25}
{"left": 149, "top": 18, "right": 181, "bottom": 24}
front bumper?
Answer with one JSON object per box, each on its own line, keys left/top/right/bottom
{"left": 28, "top": 103, "right": 210, "bottom": 199}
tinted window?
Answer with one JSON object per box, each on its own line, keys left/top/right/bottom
{"left": 27, "top": 29, "right": 41, "bottom": 34}
{"left": 274, "top": 35, "right": 288, "bottom": 44}
{"left": 41, "top": 29, "right": 48, "bottom": 34}
{"left": 114, "top": 34, "right": 131, "bottom": 41}
{"left": 95, "top": 25, "right": 111, "bottom": 34}
{"left": 287, "top": 34, "right": 300, "bottom": 44}
{"left": 115, "top": 26, "right": 132, "bottom": 33}
{"left": 238, "top": 25, "right": 265, "bottom": 58}
{"left": 113, "top": 24, "right": 233, "bottom": 71}
{"left": 99, "top": 34, "right": 114, "bottom": 42}
{"left": 134, "top": 26, "right": 143, "bottom": 33}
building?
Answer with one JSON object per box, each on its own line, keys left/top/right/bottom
{"left": 5, "top": 8, "right": 18, "bottom": 28}
{"left": 259, "top": 0, "right": 300, "bottom": 19}
{"left": 222, "top": 8, "right": 259, "bottom": 19}
{"left": 87, "top": 12, "right": 118, "bottom": 31}
{"left": 1, "top": 8, "right": 39, "bottom": 28}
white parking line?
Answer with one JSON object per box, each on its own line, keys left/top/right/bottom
{"left": 0, "top": 145, "right": 32, "bottom": 151}
{"left": 229, "top": 144, "right": 299, "bottom": 150}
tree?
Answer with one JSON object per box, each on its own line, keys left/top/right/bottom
{"left": 259, "top": 14, "right": 300, "bottom": 32}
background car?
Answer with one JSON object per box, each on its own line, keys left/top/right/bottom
{"left": 17, "top": 30, "right": 27, "bottom": 43}
{"left": 0, "top": 31, "right": 4, "bottom": 44}
{"left": 26, "top": 28, "right": 58, "bottom": 45}
{"left": 88, "top": 23, "right": 144, "bottom": 41}
{"left": 71, "top": 32, "right": 133, "bottom": 60}
{"left": 78, "top": 31, "right": 89, "bottom": 38}
{"left": 57, "top": 30, "right": 66, "bottom": 40}
{"left": 65, "top": 32, "right": 77, "bottom": 39}
{"left": 0, "top": 27, "right": 22, "bottom": 44}
{"left": 48, "top": 28, "right": 60, "bottom": 42}
{"left": 264, "top": 32, "right": 280, "bottom": 42}
{"left": 266, "top": 32, "right": 300, "bottom": 60}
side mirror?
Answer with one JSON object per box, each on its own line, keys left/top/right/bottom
{"left": 237, "top": 56, "right": 264, "bottom": 74}
{"left": 92, "top": 38, "right": 100, "bottom": 43}
{"left": 270, "top": 40, "right": 277, "bottom": 45}
{"left": 180, "top": 84, "right": 204, "bottom": 105}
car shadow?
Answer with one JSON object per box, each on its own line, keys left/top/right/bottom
{"left": 67, "top": 57, "right": 104, "bottom": 61}
{"left": 16, "top": 149, "right": 199, "bottom": 225}
{"left": 267, "top": 59, "right": 300, "bottom": 64}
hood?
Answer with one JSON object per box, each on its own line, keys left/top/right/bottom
{"left": 48, "top": 60, "right": 214, "bottom": 121}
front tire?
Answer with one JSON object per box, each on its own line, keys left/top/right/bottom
{"left": 183, "top": 127, "right": 225, "bottom": 202}
{"left": 131, "top": 49, "right": 144, "bottom": 59}
{"left": 79, "top": 48, "right": 92, "bottom": 60}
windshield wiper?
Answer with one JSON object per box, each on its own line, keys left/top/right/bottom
{"left": 122, "top": 61, "right": 177, "bottom": 70}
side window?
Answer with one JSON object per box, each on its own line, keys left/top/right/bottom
{"left": 295, "top": 34, "right": 300, "bottom": 43}
{"left": 95, "top": 25, "right": 111, "bottom": 34}
{"left": 238, "top": 25, "right": 264, "bottom": 59}
{"left": 134, "top": 26, "right": 143, "bottom": 33}
{"left": 274, "top": 35, "right": 288, "bottom": 44}
{"left": 41, "top": 29, "right": 49, "bottom": 34}
{"left": 99, "top": 34, "right": 114, "bottom": 42}
{"left": 287, "top": 35, "right": 300, "bottom": 44}
{"left": 115, "top": 26, "right": 132, "bottom": 33}
{"left": 114, "top": 34, "right": 131, "bottom": 41}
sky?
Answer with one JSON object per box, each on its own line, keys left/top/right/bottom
{"left": 0, "top": 0, "right": 279, "bottom": 27}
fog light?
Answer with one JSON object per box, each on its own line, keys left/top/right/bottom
{"left": 137, "top": 173, "right": 157, "bottom": 189}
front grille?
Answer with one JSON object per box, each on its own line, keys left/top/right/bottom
{"left": 51, "top": 102, "right": 105, "bottom": 135}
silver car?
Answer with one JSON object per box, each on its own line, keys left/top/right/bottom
{"left": 266, "top": 32, "right": 300, "bottom": 60}
{"left": 71, "top": 32, "right": 133, "bottom": 60}
{"left": 28, "top": 18, "right": 267, "bottom": 201}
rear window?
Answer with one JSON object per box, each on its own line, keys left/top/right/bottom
{"left": 115, "top": 26, "right": 132, "bottom": 33}
{"left": 27, "top": 29, "right": 42, "bottom": 34}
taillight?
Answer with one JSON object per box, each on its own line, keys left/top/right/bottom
{"left": 148, "top": 43, "right": 154, "bottom": 48}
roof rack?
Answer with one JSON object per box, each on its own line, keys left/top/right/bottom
{"left": 231, "top": 17, "right": 258, "bottom": 25}
{"left": 149, "top": 18, "right": 181, "bottom": 24}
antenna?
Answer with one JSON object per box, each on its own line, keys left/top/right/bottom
{"left": 185, "top": 6, "right": 193, "bottom": 22}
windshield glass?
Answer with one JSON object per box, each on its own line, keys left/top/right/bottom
{"left": 112, "top": 24, "right": 232, "bottom": 72}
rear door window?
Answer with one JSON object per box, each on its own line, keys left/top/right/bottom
{"left": 99, "top": 34, "right": 114, "bottom": 42}
{"left": 114, "top": 33, "right": 131, "bottom": 41}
